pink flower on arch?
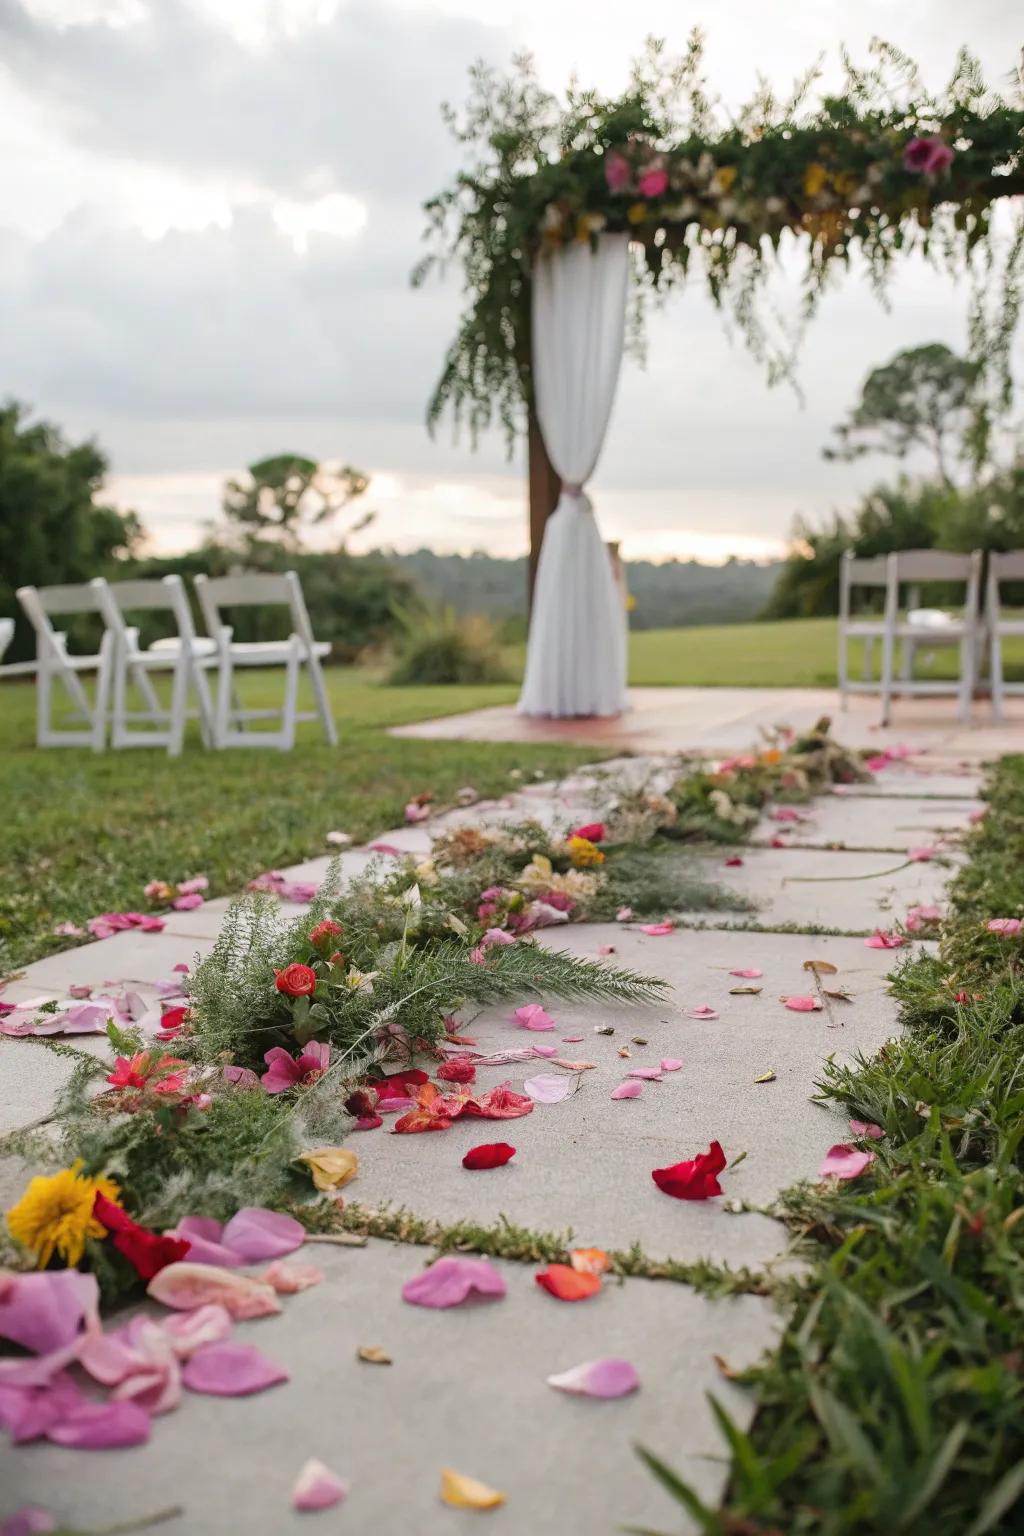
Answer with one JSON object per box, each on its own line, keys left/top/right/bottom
{"left": 637, "top": 163, "right": 668, "bottom": 199}
{"left": 903, "top": 137, "right": 954, "bottom": 176}
{"left": 260, "top": 1041, "right": 331, "bottom": 1094}
{"left": 604, "top": 151, "right": 632, "bottom": 194}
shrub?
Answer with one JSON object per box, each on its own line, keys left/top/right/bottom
{"left": 386, "top": 603, "right": 509, "bottom": 685}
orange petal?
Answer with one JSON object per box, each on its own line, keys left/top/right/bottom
{"left": 440, "top": 1468, "right": 506, "bottom": 1509}
{"left": 570, "top": 1247, "right": 611, "bottom": 1276}
{"left": 535, "top": 1264, "right": 602, "bottom": 1301}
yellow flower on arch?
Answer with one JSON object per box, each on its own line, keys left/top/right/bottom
{"left": 567, "top": 836, "right": 605, "bottom": 868}
{"left": 6, "top": 1161, "right": 121, "bottom": 1269}
{"left": 803, "top": 162, "right": 828, "bottom": 199}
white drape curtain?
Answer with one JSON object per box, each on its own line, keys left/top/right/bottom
{"left": 518, "top": 233, "right": 630, "bottom": 718}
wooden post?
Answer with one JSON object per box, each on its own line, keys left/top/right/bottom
{"left": 527, "top": 409, "right": 560, "bottom": 609}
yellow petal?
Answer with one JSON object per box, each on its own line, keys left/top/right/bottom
{"left": 440, "top": 1469, "right": 506, "bottom": 1510}
{"left": 299, "top": 1147, "right": 359, "bottom": 1192}
{"left": 803, "top": 161, "right": 828, "bottom": 198}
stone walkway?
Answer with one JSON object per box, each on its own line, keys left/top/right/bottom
{"left": 0, "top": 743, "right": 985, "bottom": 1533}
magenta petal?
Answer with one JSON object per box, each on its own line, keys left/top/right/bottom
{"left": 547, "top": 1358, "right": 641, "bottom": 1398}
{"left": 628, "top": 1067, "right": 663, "bottom": 1080}
{"left": 168, "top": 1216, "right": 241, "bottom": 1269}
{"left": 0, "top": 1270, "right": 99, "bottom": 1355}
{"left": 46, "top": 1398, "right": 151, "bottom": 1449}
{"left": 660, "top": 1058, "right": 683, "bottom": 1072}
{"left": 401, "top": 1256, "right": 506, "bottom": 1309}
{"left": 1, "top": 1507, "right": 56, "bottom": 1536}
{"left": 292, "top": 1458, "right": 349, "bottom": 1511}
{"left": 531, "top": 1044, "right": 558, "bottom": 1058}
{"left": 818, "top": 1143, "right": 876, "bottom": 1180}
{"left": 514, "top": 1004, "right": 555, "bottom": 1031}
{"left": 182, "top": 1341, "right": 288, "bottom": 1396}
{"left": 221, "top": 1207, "right": 306, "bottom": 1263}
{"left": 611, "top": 1081, "right": 642, "bottom": 1099}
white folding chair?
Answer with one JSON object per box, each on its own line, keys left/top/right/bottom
{"left": 92, "top": 575, "right": 217, "bottom": 755}
{"left": 838, "top": 553, "right": 890, "bottom": 709}
{"left": 987, "top": 551, "right": 1024, "bottom": 720}
{"left": 193, "top": 571, "right": 336, "bottom": 749}
{"left": 880, "top": 550, "right": 981, "bottom": 725}
{"left": 16, "top": 582, "right": 113, "bottom": 749}
{"left": 0, "top": 617, "right": 12, "bottom": 664}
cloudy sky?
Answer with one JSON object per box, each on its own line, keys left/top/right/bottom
{"left": 0, "top": 0, "right": 1021, "bottom": 563}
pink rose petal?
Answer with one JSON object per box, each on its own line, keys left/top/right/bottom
{"left": 514, "top": 1004, "right": 555, "bottom": 1031}
{"left": 730, "top": 968, "right": 763, "bottom": 978}
{"left": 660, "top": 1058, "right": 683, "bottom": 1072}
{"left": 849, "top": 1119, "right": 884, "bottom": 1140}
{"left": 172, "top": 892, "right": 204, "bottom": 911}
{"left": 182, "top": 1341, "right": 288, "bottom": 1396}
{"left": 627, "top": 1067, "right": 663, "bottom": 1080}
{"left": 1, "top": 1509, "right": 56, "bottom": 1536}
{"left": 0, "top": 1271, "right": 99, "bottom": 1356}
{"left": 818, "top": 1143, "right": 876, "bottom": 1180}
{"left": 292, "top": 1458, "right": 349, "bottom": 1512}
{"left": 783, "top": 995, "right": 823, "bottom": 1011}
{"left": 531, "top": 1044, "right": 558, "bottom": 1058}
{"left": 687, "top": 1005, "right": 718, "bottom": 1019}
{"left": 986, "top": 917, "right": 1022, "bottom": 936}
{"left": 46, "top": 1398, "right": 151, "bottom": 1449}
{"left": 546, "top": 1357, "right": 640, "bottom": 1399}
{"left": 595, "top": 944, "right": 616, "bottom": 956}
{"left": 611, "top": 1081, "right": 643, "bottom": 1099}
{"left": 168, "top": 1215, "right": 241, "bottom": 1269}
{"left": 864, "top": 931, "right": 906, "bottom": 950}
{"left": 261, "top": 1261, "right": 324, "bottom": 1294}
{"left": 147, "top": 1263, "right": 281, "bottom": 1319}
{"left": 401, "top": 1256, "right": 506, "bottom": 1309}
{"left": 561, "top": 1035, "right": 584, "bottom": 1043}
{"left": 523, "top": 1073, "right": 572, "bottom": 1104}
{"left": 615, "top": 906, "right": 633, "bottom": 922}
{"left": 221, "top": 1207, "right": 306, "bottom": 1263}
{"left": 639, "top": 922, "right": 674, "bottom": 936}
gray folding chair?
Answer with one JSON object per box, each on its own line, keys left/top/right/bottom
{"left": 193, "top": 571, "right": 336, "bottom": 749}
{"left": 16, "top": 582, "right": 113, "bottom": 749}
{"left": 987, "top": 550, "right": 1024, "bottom": 720}
{"left": 93, "top": 575, "right": 217, "bottom": 755}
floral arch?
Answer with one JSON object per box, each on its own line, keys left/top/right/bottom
{"left": 418, "top": 37, "right": 1024, "bottom": 717}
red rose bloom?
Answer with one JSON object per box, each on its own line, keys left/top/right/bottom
{"left": 572, "top": 822, "right": 606, "bottom": 844}
{"left": 309, "top": 920, "right": 344, "bottom": 949}
{"left": 437, "top": 1058, "right": 477, "bottom": 1084}
{"left": 274, "top": 963, "right": 317, "bottom": 998}
{"left": 93, "top": 1192, "right": 191, "bottom": 1281}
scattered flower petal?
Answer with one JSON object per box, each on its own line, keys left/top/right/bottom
{"left": 220, "top": 1207, "right": 306, "bottom": 1263}
{"left": 523, "top": 1073, "right": 572, "bottom": 1104}
{"left": 357, "top": 1346, "right": 392, "bottom": 1365}
{"left": 513, "top": 1004, "right": 555, "bottom": 1031}
{"left": 627, "top": 1067, "right": 662, "bottom": 1080}
{"left": 818, "top": 1144, "right": 876, "bottom": 1180}
{"left": 292, "top": 1458, "right": 349, "bottom": 1512}
{"left": 547, "top": 1358, "right": 640, "bottom": 1399}
{"left": 730, "top": 968, "right": 763, "bottom": 978}
{"left": 261, "top": 1261, "right": 324, "bottom": 1294}
{"left": 849, "top": 1119, "right": 884, "bottom": 1141}
{"left": 569, "top": 1248, "right": 610, "bottom": 1275}
{"left": 535, "top": 1265, "right": 601, "bottom": 1301}
{"left": 782, "top": 995, "right": 823, "bottom": 1011}
{"left": 687, "top": 1005, "right": 718, "bottom": 1019}
{"left": 639, "top": 922, "right": 674, "bottom": 936}
{"left": 440, "top": 1469, "right": 505, "bottom": 1511}
{"left": 610, "top": 1080, "right": 642, "bottom": 1099}
{"left": 46, "top": 1398, "right": 151, "bottom": 1449}
{"left": 987, "top": 918, "right": 1022, "bottom": 936}
{"left": 182, "top": 1342, "right": 288, "bottom": 1396}
{"left": 401, "top": 1257, "right": 506, "bottom": 1309}
{"left": 652, "top": 1141, "right": 726, "bottom": 1201}
{"left": 660, "top": 1058, "right": 683, "bottom": 1072}
{"left": 864, "top": 931, "right": 906, "bottom": 950}
{"left": 462, "top": 1143, "right": 516, "bottom": 1170}
{"left": 147, "top": 1263, "right": 281, "bottom": 1319}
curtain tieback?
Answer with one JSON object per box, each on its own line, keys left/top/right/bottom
{"left": 562, "top": 482, "right": 587, "bottom": 502}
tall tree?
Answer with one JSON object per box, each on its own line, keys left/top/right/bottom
{"left": 222, "top": 454, "right": 373, "bottom": 549}
{"left": 0, "top": 401, "right": 140, "bottom": 661}
{"left": 823, "top": 343, "right": 979, "bottom": 488}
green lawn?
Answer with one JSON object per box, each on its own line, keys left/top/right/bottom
{"left": 0, "top": 671, "right": 601, "bottom": 973}
{"left": 507, "top": 616, "right": 1024, "bottom": 689}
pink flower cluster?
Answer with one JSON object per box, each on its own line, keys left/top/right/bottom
{"left": 246, "top": 871, "right": 319, "bottom": 904}
{"left": 86, "top": 912, "right": 165, "bottom": 941}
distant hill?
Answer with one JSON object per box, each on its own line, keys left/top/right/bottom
{"left": 381, "top": 548, "right": 783, "bottom": 631}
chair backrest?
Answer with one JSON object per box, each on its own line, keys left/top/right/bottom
{"left": 194, "top": 571, "right": 318, "bottom": 647}
{"left": 839, "top": 551, "right": 888, "bottom": 621}
{"left": 0, "top": 616, "right": 12, "bottom": 661}
{"left": 16, "top": 582, "right": 107, "bottom": 659}
{"left": 989, "top": 551, "right": 1024, "bottom": 584}
{"left": 883, "top": 549, "right": 981, "bottom": 621}
{"left": 93, "top": 575, "right": 200, "bottom": 647}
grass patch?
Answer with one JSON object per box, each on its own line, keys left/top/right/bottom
{"left": 646, "top": 755, "right": 1024, "bottom": 1535}
{"left": 0, "top": 668, "right": 602, "bottom": 972}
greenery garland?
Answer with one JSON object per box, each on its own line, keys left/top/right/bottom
{"left": 418, "top": 35, "right": 1024, "bottom": 452}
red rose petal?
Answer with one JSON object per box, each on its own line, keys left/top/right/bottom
{"left": 535, "top": 1265, "right": 602, "bottom": 1302}
{"left": 462, "top": 1143, "right": 516, "bottom": 1170}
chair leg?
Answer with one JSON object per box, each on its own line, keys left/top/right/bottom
{"left": 880, "top": 628, "right": 894, "bottom": 728}
{"left": 167, "top": 657, "right": 188, "bottom": 756}
{"left": 307, "top": 658, "right": 337, "bottom": 746}
{"left": 991, "top": 630, "right": 1005, "bottom": 721}
{"left": 837, "top": 627, "right": 848, "bottom": 709}
{"left": 36, "top": 658, "right": 52, "bottom": 748}
{"left": 192, "top": 659, "right": 216, "bottom": 748}
{"left": 91, "top": 635, "right": 113, "bottom": 752}
{"left": 214, "top": 651, "right": 233, "bottom": 749}
{"left": 958, "top": 636, "right": 973, "bottom": 724}
{"left": 280, "top": 649, "right": 300, "bottom": 750}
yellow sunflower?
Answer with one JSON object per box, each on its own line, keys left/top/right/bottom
{"left": 6, "top": 1161, "right": 122, "bottom": 1269}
